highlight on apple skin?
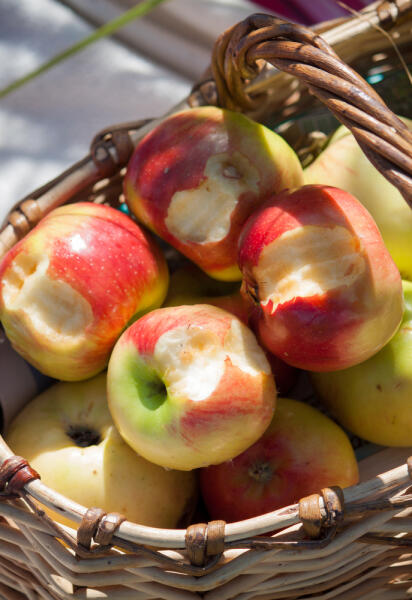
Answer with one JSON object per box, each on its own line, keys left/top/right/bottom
{"left": 107, "top": 304, "right": 277, "bottom": 471}
{"left": 312, "top": 280, "right": 412, "bottom": 447}
{"left": 304, "top": 118, "right": 412, "bottom": 281}
{"left": 0, "top": 202, "right": 169, "bottom": 381}
{"left": 200, "top": 397, "right": 359, "bottom": 523}
{"left": 237, "top": 184, "right": 404, "bottom": 372}
{"left": 5, "top": 373, "right": 197, "bottom": 529}
{"left": 123, "top": 105, "right": 303, "bottom": 281}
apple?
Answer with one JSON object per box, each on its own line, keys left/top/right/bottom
{"left": 5, "top": 373, "right": 197, "bottom": 529}
{"left": 107, "top": 304, "right": 276, "bottom": 470}
{"left": 311, "top": 280, "right": 412, "bottom": 447}
{"left": 164, "top": 264, "right": 298, "bottom": 395}
{"left": 304, "top": 118, "right": 412, "bottom": 280}
{"left": 238, "top": 185, "right": 404, "bottom": 372}
{"left": 0, "top": 202, "right": 169, "bottom": 381}
{"left": 123, "top": 106, "right": 304, "bottom": 281}
{"left": 200, "top": 397, "right": 359, "bottom": 522}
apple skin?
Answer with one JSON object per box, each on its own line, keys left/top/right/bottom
{"left": 124, "top": 106, "right": 303, "bottom": 281}
{"left": 304, "top": 118, "right": 412, "bottom": 281}
{"left": 200, "top": 397, "right": 359, "bottom": 522}
{"left": 5, "top": 373, "right": 197, "bottom": 529}
{"left": 311, "top": 280, "right": 412, "bottom": 447}
{"left": 164, "top": 264, "right": 298, "bottom": 394}
{"left": 107, "top": 304, "right": 276, "bottom": 470}
{"left": 0, "top": 202, "right": 169, "bottom": 381}
{"left": 238, "top": 184, "right": 404, "bottom": 372}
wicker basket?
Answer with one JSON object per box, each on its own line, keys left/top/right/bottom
{"left": 1, "top": 2, "right": 412, "bottom": 598}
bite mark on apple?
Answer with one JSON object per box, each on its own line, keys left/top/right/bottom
{"left": 255, "top": 225, "right": 366, "bottom": 310}
{"left": 2, "top": 253, "right": 93, "bottom": 341}
{"left": 165, "top": 152, "right": 259, "bottom": 244}
{"left": 152, "top": 318, "right": 269, "bottom": 403}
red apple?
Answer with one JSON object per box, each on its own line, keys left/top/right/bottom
{"left": 124, "top": 106, "right": 303, "bottom": 281}
{"left": 238, "top": 185, "right": 404, "bottom": 372}
{"left": 200, "top": 397, "right": 359, "bottom": 522}
{"left": 0, "top": 202, "right": 169, "bottom": 381}
{"left": 107, "top": 304, "right": 276, "bottom": 470}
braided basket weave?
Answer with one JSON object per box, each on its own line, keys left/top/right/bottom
{"left": 0, "top": 2, "right": 412, "bottom": 598}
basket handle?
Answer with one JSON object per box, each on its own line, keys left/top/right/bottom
{"left": 199, "top": 11, "right": 412, "bottom": 206}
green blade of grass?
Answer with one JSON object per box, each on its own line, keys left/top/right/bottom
{"left": 0, "top": 0, "right": 169, "bottom": 100}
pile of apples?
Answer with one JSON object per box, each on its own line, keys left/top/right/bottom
{"left": 1, "top": 106, "right": 411, "bottom": 529}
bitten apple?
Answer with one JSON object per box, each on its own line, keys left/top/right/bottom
{"left": 200, "top": 397, "right": 359, "bottom": 522}
{"left": 164, "top": 264, "right": 298, "bottom": 394}
{"left": 0, "top": 202, "right": 169, "bottom": 381}
{"left": 6, "top": 374, "right": 197, "bottom": 528}
{"left": 124, "top": 106, "right": 303, "bottom": 281}
{"left": 107, "top": 304, "right": 276, "bottom": 470}
{"left": 304, "top": 119, "right": 412, "bottom": 280}
{"left": 238, "top": 185, "right": 404, "bottom": 372}
{"left": 312, "top": 280, "right": 412, "bottom": 447}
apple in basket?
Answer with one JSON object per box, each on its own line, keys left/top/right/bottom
{"left": 311, "top": 280, "right": 412, "bottom": 447}
{"left": 163, "top": 263, "right": 298, "bottom": 394}
{"left": 5, "top": 373, "right": 197, "bottom": 529}
{"left": 238, "top": 184, "right": 404, "bottom": 372}
{"left": 304, "top": 118, "right": 412, "bottom": 280}
{"left": 0, "top": 202, "right": 169, "bottom": 381}
{"left": 107, "top": 304, "right": 276, "bottom": 470}
{"left": 200, "top": 397, "right": 359, "bottom": 522}
{"left": 123, "top": 105, "right": 304, "bottom": 281}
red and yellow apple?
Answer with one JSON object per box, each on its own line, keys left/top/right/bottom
{"left": 5, "top": 373, "right": 197, "bottom": 528}
{"left": 164, "top": 264, "right": 298, "bottom": 394}
{"left": 238, "top": 185, "right": 404, "bottom": 372}
{"left": 124, "top": 106, "right": 303, "bottom": 281}
{"left": 0, "top": 202, "right": 169, "bottom": 381}
{"left": 312, "top": 280, "right": 412, "bottom": 447}
{"left": 304, "top": 118, "right": 412, "bottom": 280}
{"left": 107, "top": 304, "right": 276, "bottom": 470}
{"left": 200, "top": 397, "right": 359, "bottom": 522}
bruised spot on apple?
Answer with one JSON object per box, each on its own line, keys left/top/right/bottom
{"left": 238, "top": 185, "right": 404, "bottom": 372}
{"left": 5, "top": 374, "right": 197, "bottom": 529}
{"left": 107, "top": 304, "right": 276, "bottom": 470}
{"left": 200, "top": 397, "right": 359, "bottom": 523}
{"left": 124, "top": 105, "right": 303, "bottom": 281}
{"left": 0, "top": 202, "right": 169, "bottom": 381}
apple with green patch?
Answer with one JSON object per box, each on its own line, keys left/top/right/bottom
{"left": 304, "top": 118, "right": 412, "bottom": 280}
{"left": 312, "top": 280, "right": 412, "bottom": 447}
{"left": 6, "top": 373, "right": 197, "bottom": 529}
{"left": 107, "top": 304, "right": 276, "bottom": 470}
{"left": 124, "top": 106, "right": 303, "bottom": 281}
{"left": 238, "top": 185, "right": 404, "bottom": 372}
{"left": 0, "top": 202, "right": 168, "bottom": 381}
{"left": 200, "top": 397, "right": 359, "bottom": 522}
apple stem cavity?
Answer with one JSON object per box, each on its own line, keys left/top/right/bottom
{"left": 248, "top": 461, "right": 273, "bottom": 484}
{"left": 66, "top": 425, "right": 101, "bottom": 448}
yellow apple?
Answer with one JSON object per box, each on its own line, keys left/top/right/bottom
{"left": 5, "top": 374, "right": 197, "bottom": 529}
